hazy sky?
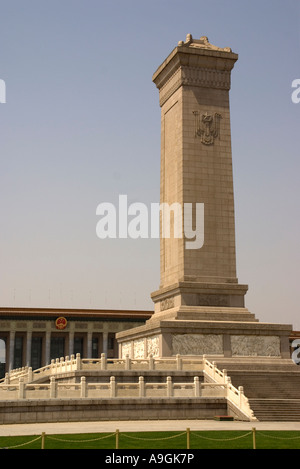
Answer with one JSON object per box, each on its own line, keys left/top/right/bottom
{"left": 0, "top": 0, "right": 299, "bottom": 331}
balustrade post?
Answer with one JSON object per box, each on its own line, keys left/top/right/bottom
{"left": 81, "top": 376, "right": 87, "bottom": 398}
{"left": 201, "top": 355, "right": 205, "bottom": 373}
{"left": 223, "top": 369, "right": 227, "bottom": 384}
{"left": 65, "top": 356, "right": 69, "bottom": 371}
{"left": 176, "top": 354, "right": 182, "bottom": 371}
{"left": 194, "top": 376, "right": 201, "bottom": 397}
{"left": 28, "top": 367, "right": 33, "bottom": 383}
{"left": 125, "top": 354, "right": 131, "bottom": 370}
{"left": 139, "top": 376, "right": 145, "bottom": 397}
{"left": 149, "top": 354, "right": 154, "bottom": 370}
{"left": 239, "top": 386, "right": 244, "bottom": 408}
{"left": 166, "top": 376, "right": 172, "bottom": 397}
{"left": 50, "top": 376, "right": 56, "bottom": 398}
{"left": 110, "top": 376, "right": 116, "bottom": 398}
{"left": 101, "top": 353, "right": 107, "bottom": 370}
{"left": 18, "top": 378, "right": 25, "bottom": 399}
{"left": 70, "top": 354, "right": 75, "bottom": 371}
{"left": 76, "top": 353, "right": 81, "bottom": 371}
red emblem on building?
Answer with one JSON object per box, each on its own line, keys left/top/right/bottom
{"left": 55, "top": 317, "right": 67, "bottom": 330}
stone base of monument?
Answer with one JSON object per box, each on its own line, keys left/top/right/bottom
{"left": 115, "top": 316, "right": 300, "bottom": 422}
{"left": 117, "top": 279, "right": 292, "bottom": 361}
{"left": 116, "top": 305, "right": 292, "bottom": 360}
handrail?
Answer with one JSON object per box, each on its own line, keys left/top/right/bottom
{"left": 202, "top": 355, "right": 257, "bottom": 421}
{"left": 0, "top": 354, "right": 204, "bottom": 384}
{"left": 0, "top": 375, "right": 222, "bottom": 400}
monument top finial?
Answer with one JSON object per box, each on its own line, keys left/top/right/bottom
{"left": 178, "top": 34, "right": 232, "bottom": 53}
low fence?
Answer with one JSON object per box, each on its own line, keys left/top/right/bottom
{"left": 2, "top": 428, "right": 300, "bottom": 450}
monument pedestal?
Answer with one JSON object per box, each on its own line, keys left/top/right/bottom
{"left": 117, "top": 305, "right": 292, "bottom": 360}
{"left": 151, "top": 280, "right": 249, "bottom": 312}
{"left": 116, "top": 35, "right": 293, "bottom": 362}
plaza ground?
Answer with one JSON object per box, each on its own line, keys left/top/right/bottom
{"left": 0, "top": 419, "right": 300, "bottom": 436}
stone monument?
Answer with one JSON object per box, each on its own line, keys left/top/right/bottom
{"left": 116, "top": 34, "right": 292, "bottom": 360}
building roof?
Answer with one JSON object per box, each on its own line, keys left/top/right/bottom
{"left": 0, "top": 307, "right": 153, "bottom": 321}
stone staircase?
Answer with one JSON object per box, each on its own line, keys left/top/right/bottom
{"left": 213, "top": 358, "right": 300, "bottom": 421}
{"left": 248, "top": 399, "right": 300, "bottom": 421}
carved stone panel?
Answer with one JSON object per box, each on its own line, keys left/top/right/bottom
{"left": 160, "top": 297, "right": 175, "bottom": 311}
{"left": 172, "top": 334, "right": 223, "bottom": 355}
{"left": 230, "top": 335, "right": 281, "bottom": 357}
{"left": 133, "top": 338, "right": 145, "bottom": 359}
{"left": 146, "top": 335, "right": 160, "bottom": 358}
{"left": 121, "top": 341, "right": 132, "bottom": 359}
{"left": 197, "top": 294, "right": 229, "bottom": 307}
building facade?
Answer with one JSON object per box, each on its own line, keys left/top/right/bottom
{"left": 0, "top": 307, "right": 152, "bottom": 377}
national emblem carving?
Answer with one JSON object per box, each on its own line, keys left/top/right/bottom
{"left": 193, "top": 111, "right": 222, "bottom": 145}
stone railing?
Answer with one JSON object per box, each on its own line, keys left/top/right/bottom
{"left": 202, "top": 356, "right": 257, "bottom": 421}
{"left": 0, "top": 354, "right": 203, "bottom": 384}
{"left": 0, "top": 375, "right": 228, "bottom": 401}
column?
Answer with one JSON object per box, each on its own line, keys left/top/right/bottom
{"left": 87, "top": 331, "right": 93, "bottom": 358}
{"left": 45, "top": 330, "right": 51, "bottom": 366}
{"left": 69, "top": 331, "right": 74, "bottom": 357}
{"left": 102, "top": 332, "right": 108, "bottom": 357}
{"left": 9, "top": 330, "right": 15, "bottom": 371}
{"left": 26, "top": 329, "right": 32, "bottom": 367}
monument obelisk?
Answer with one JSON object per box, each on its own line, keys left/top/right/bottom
{"left": 116, "top": 35, "right": 292, "bottom": 359}
{"left": 150, "top": 33, "right": 248, "bottom": 316}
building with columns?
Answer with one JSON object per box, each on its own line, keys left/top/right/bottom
{"left": 0, "top": 307, "right": 152, "bottom": 377}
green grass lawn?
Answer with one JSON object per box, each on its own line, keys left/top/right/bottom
{"left": 0, "top": 430, "right": 300, "bottom": 450}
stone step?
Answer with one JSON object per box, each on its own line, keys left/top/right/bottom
{"left": 175, "top": 306, "right": 258, "bottom": 322}
{"left": 213, "top": 358, "right": 298, "bottom": 372}
{"left": 228, "top": 373, "right": 300, "bottom": 399}
{"left": 211, "top": 363, "right": 300, "bottom": 420}
{"left": 249, "top": 399, "right": 300, "bottom": 421}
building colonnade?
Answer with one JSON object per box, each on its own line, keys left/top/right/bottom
{"left": 0, "top": 308, "right": 153, "bottom": 377}
{"left": 1, "top": 328, "right": 114, "bottom": 373}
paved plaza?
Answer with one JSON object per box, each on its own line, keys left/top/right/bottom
{"left": 0, "top": 419, "right": 300, "bottom": 436}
